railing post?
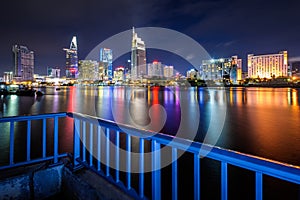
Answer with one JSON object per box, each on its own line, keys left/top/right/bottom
{"left": 194, "top": 154, "right": 200, "bottom": 200}
{"left": 53, "top": 116, "right": 58, "bottom": 163}
{"left": 27, "top": 120, "right": 31, "bottom": 161}
{"left": 172, "top": 148, "right": 178, "bottom": 200}
{"left": 126, "top": 134, "right": 131, "bottom": 190}
{"left": 139, "top": 138, "right": 144, "bottom": 198}
{"left": 73, "top": 118, "right": 80, "bottom": 167}
{"left": 221, "top": 162, "right": 228, "bottom": 200}
{"left": 89, "top": 123, "right": 93, "bottom": 167}
{"left": 42, "top": 118, "right": 46, "bottom": 158}
{"left": 106, "top": 128, "right": 110, "bottom": 177}
{"left": 97, "top": 126, "right": 101, "bottom": 171}
{"left": 115, "top": 131, "right": 120, "bottom": 183}
{"left": 82, "top": 121, "right": 86, "bottom": 162}
{"left": 256, "top": 172, "right": 263, "bottom": 200}
{"left": 152, "top": 140, "right": 161, "bottom": 200}
{"left": 9, "top": 121, "right": 14, "bottom": 165}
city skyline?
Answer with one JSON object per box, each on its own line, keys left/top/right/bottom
{"left": 1, "top": 0, "right": 300, "bottom": 75}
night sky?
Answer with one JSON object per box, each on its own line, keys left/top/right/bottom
{"left": 1, "top": 0, "right": 300, "bottom": 75}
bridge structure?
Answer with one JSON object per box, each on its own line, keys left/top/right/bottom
{"left": 0, "top": 112, "right": 299, "bottom": 199}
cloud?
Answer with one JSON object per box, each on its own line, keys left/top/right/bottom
{"left": 289, "top": 57, "right": 300, "bottom": 62}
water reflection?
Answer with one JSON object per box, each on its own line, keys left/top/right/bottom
{"left": 0, "top": 87, "right": 299, "bottom": 166}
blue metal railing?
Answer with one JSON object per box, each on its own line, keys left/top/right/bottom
{"left": 0, "top": 113, "right": 68, "bottom": 170}
{"left": 1, "top": 112, "right": 300, "bottom": 200}
{"left": 68, "top": 112, "right": 300, "bottom": 200}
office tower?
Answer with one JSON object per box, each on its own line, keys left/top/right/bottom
{"left": 47, "top": 67, "right": 61, "bottom": 78}
{"left": 131, "top": 27, "right": 146, "bottom": 80}
{"left": 248, "top": 51, "right": 288, "bottom": 78}
{"left": 78, "top": 60, "right": 99, "bottom": 81}
{"left": 99, "top": 48, "right": 113, "bottom": 81}
{"left": 201, "top": 56, "right": 242, "bottom": 83}
{"left": 231, "top": 56, "right": 242, "bottom": 83}
{"left": 64, "top": 36, "right": 78, "bottom": 79}
{"left": 164, "top": 66, "right": 174, "bottom": 78}
{"left": 186, "top": 69, "right": 198, "bottom": 80}
{"left": 113, "top": 66, "right": 125, "bottom": 81}
{"left": 12, "top": 45, "right": 34, "bottom": 81}
{"left": 3, "top": 72, "right": 13, "bottom": 83}
{"left": 148, "top": 61, "right": 163, "bottom": 77}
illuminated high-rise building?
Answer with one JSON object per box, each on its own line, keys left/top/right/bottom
{"left": 3, "top": 72, "right": 13, "bottom": 83}
{"left": 201, "top": 56, "right": 242, "bottom": 83}
{"left": 47, "top": 67, "right": 61, "bottom": 78}
{"left": 113, "top": 66, "right": 125, "bottom": 81}
{"left": 99, "top": 48, "right": 113, "bottom": 81}
{"left": 64, "top": 36, "right": 78, "bottom": 79}
{"left": 186, "top": 69, "right": 198, "bottom": 80}
{"left": 248, "top": 51, "right": 288, "bottom": 78}
{"left": 78, "top": 60, "right": 99, "bottom": 81}
{"left": 231, "top": 56, "right": 242, "bottom": 83}
{"left": 148, "top": 61, "right": 163, "bottom": 77}
{"left": 164, "top": 66, "right": 174, "bottom": 78}
{"left": 131, "top": 27, "right": 146, "bottom": 80}
{"left": 12, "top": 45, "right": 34, "bottom": 81}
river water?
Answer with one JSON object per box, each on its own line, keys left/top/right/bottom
{"left": 0, "top": 86, "right": 299, "bottom": 199}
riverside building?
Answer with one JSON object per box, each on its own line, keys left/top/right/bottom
{"left": 12, "top": 45, "right": 34, "bottom": 81}
{"left": 247, "top": 51, "right": 288, "bottom": 78}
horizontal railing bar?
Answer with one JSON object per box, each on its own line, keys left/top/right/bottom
{"left": 0, "top": 153, "right": 68, "bottom": 171}
{"left": 67, "top": 112, "right": 300, "bottom": 185}
{"left": 0, "top": 112, "right": 67, "bottom": 123}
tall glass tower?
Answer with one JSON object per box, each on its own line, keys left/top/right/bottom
{"left": 64, "top": 36, "right": 78, "bottom": 79}
{"left": 131, "top": 27, "right": 146, "bottom": 80}
{"left": 100, "top": 48, "right": 113, "bottom": 81}
{"left": 12, "top": 45, "right": 34, "bottom": 81}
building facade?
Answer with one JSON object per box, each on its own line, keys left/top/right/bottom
{"left": 78, "top": 60, "right": 99, "bottom": 81}
{"left": 247, "top": 51, "right": 288, "bottom": 78}
{"left": 12, "top": 45, "right": 34, "bottom": 81}
{"left": 231, "top": 56, "right": 242, "bottom": 83}
{"left": 164, "top": 66, "right": 174, "bottom": 78}
{"left": 131, "top": 27, "right": 146, "bottom": 80}
{"left": 113, "top": 66, "right": 125, "bottom": 81}
{"left": 100, "top": 48, "right": 113, "bottom": 81}
{"left": 148, "top": 61, "right": 163, "bottom": 77}
{"left": 201, "top": 56, "right": 242, "bottom": 83}
{"left": 3, "top": 72, "right": 14, "bottom": 83}
{"left": 64, "top": 36, "right": 78, "bottom": 79}
{"left": 47, "top": 67, "right": 61, "bottom": 78}
{"left": 186, "top": 69, "right": 199, "bottom": 80}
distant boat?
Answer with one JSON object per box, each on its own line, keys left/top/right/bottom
{"left": 0, "top": 88, "right": 8, "bottom": 95}
{"left": 55, "top": 88, "right": 61, "bottom": 91}
{"left": 36, "top": 91, "right": 44, "bottom": 96}
{"left": 16, "top": 88, "right": 36, "bottom": 96}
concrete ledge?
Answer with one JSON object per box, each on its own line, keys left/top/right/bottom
{"left": 62, "top": 167, "right": 134, "bottom": 200}
{"left": 0, "top": 174, "right": 30, "bottom": 200}
{"left": 33, "top": 165, "right": 63, "bottom": 199}
{"left": 0, "top": 163, "right": 64, "bottom": 200}
{"left": 0, "top": 161, "right": 134, "bottom": 200}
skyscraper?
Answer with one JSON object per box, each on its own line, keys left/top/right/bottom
{"left": 99, "top": 48, "right": 113, "bottom": 81}
{"left": 248, "top": 51, "right": 288, "bottom": 78}
{"left": 148, "top": 61, "right": 163, "bottom": 77}
{"left": 12, "top": 45, "right": 34, "bottom": 81}
{"left": 201, "top": 56, "right": 242, "bottom": 83}
{"left": 131, "top": 27, "right": 146, "bottom": 80}
{"left": 164, "top": 66, "right": 174, "bottom": 78}
{"left": 64, "top": 36, "right": 78, "bottom": 79}
{"left": 78, "top": 60, "right": 99, "bottom": 81}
